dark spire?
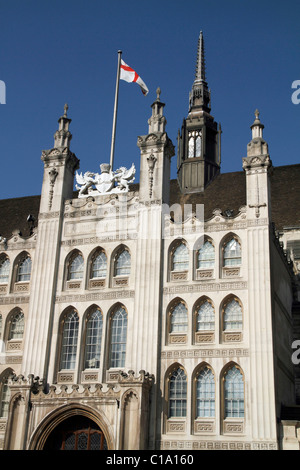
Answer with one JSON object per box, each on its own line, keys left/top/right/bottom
{"left": 189, "top": 31, "right": 211, "bottom": 113}
{"left": 54, "top": 103, "right": 72, "bottom": 149}
{"left": 195, "top": 31, "right": 206, "bottom": 83}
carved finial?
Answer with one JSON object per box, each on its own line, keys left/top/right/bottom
{"left": 254, "top": 109, "right": 260, "bottom": 120}
{"left": 156, "top": 87, "right": 161, "bottom": 101}
{"left": 64, "top": 103, "right": 68, "bottom": 117}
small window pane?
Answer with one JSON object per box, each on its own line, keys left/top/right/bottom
{"left": 69, "top": 254, "right": 84, "bottom": 280}
{"left": 17, "top": 256, "right": 31, "bottom": 282}
{"left": 109, "top": 307, "right": 127, "bottom": 368}
{"left": 224, "top": 366, "right": 244, "bottom": 418}
{"left": 60, "top": 311, "right": 79, "bottom": 369}
{"left": 198, "top": 241, "right": 214, "bottom": 268}
{"left": 224, "top": 239, "right": 241, "bottom": 266}
{"left": 196, "top": 367, "right": 215, "bottom": 417}
{"left": 115, "top": 250, "right": 131, "bottom": 277}
{"left": 172, "top": 243, "right": 189, "bottom": 271}
{"left": 170, "top": 302, "right": 188, "bottom": 333}
{"left": 0, "top": 258, "right": 10, "bottom": 283}
{"left": 224, "top": 299, "right": 242, "bottom": 330}
{"left": 91, "top": 252, "right": 107, "bottom": 279}
{"left": 195, "top": 132, "right": 202, "bottom": 157}
{"left": 196, "top": 301, "right": 214, "bottom": 331}
{"left": 169, "top": 368, "right": 187, "bottom": 418}
{"left": 9, "top": 312, "right": 24, "bottom": 340}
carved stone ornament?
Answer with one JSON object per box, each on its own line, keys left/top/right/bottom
{"left": 75, "top": 163, "right": 136, "bottom": 197}
{"left": 48, "top": 167, "right": 58, "bottom": 210}
{"left": 147, "top": 153, "right": 157, "bottom": 198}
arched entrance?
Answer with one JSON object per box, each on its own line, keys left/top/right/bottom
{"left": 43, "top": 415, "right": 108, "bottom": 450}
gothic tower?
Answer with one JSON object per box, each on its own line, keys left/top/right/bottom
{"left": 177, "top": 32, "right": 221, "bottom": 193}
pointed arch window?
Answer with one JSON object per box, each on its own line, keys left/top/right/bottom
{"left": 9, "top": 311, "right": 24, "bottom": 340}
{"left": 223, "top": 238, "right": 241, "bottom": 267}
{"left": 224, "top": 365, "right": 244, "bottom": 418}
{"left": 84, "top": 308, "right": 103, "bottom": 369}
{"left": 109, "top": 306, "right": 127, "bottom": 368}
{"left": 170, "top": 302, "right": 188, "bottom": 333}
{"left": 168, "top": 367, "right": 187, "bottom": 418}
{"left": 17, "top": 256, "right": 31, "bottom": 282}
{"left": 60, "top": 310, "right": 79, "bottom": 370}
{"left": 196, "top": 367, "right": 215, "bottom": 418}
{"left": 91, "top": 251, "right": 107, "bottom": 279}
{"left": 68, "top": 254, "right": 84, "bottom": 280}
{"left": 0, "top": 257, "right": 10, "bottom": 283}
{"left": 0, "top": 379, "right": 10, "bottom": 418}
{"left": 188, "top": 130, "right": 202, "bottom": 158}
{"left": 172, "top": 243, "right": 189, "bottom": 272}
{"left": 196, "top": 300, "right": 215, "bottom": 331}
{"left": 197, "top": 240, "right": 215, "bottom": 269}
{"left": 115, "top": 249, "right": 131, "bottom": 277}
{"left": 224, "top": 299, "right": 243, "bottom": 331}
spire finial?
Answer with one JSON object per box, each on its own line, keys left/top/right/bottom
{"left": 156, "top": 87, "right": 161, "bottom": 101}
{"left": 64, "top": 103, "right": 68, "bottom": 117}
{"left": 195, "top": 30, "right": 206, "bottom": 83}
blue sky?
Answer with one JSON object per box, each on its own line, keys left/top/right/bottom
{"left": 0, "top": 0, "right": 299, "bottom": 199}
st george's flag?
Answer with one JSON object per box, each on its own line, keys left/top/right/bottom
{"left": 120, "top": 59, "right": 149, "bottom": 96}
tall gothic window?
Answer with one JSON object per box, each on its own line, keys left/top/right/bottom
{"left": 170, "top": 302, "right": 188, "bottom": 333}
{"left": 197, "top": 240, "right": 215, "bottom": 268}
{"left": 60, "top": 310, "right": 79, "bottom": 370}
{"left": 17, "top": 256, "right": 31, "bottom": 282}
{"left": 196, "top": 300, "right": 215, "bottom": 331}
{"left": 68, "top": 253, "right": 84, "bottom": 280}
{"left": 196, "top": 367, "right": 215, "bottom": 418}
{"left": 9, "top": 311, "right": 24, "bottom": 340}
{"left": 114, "top": 249, "right": 131, "bottom": 277}
{"left": 0, "top": 257, "right": 10, "bottom": 283}
{"left": 188, "top": 130, "right": 202, "bottom": 158}
{"left": 224, "top": 365, "right": 244, "bottom": 418}
{"left": 84, "top": 308, "right": 103, "bottom": 369}
{"left": 223, "top": 238, "right": 241, "bottom": 267}
{"left": 109, "top": 306, "right": 127, "bottom": 368}
{"left": 172, "top": 243, "right": 189, "bottom": 271}
{"left": 91, "top": 251, "right": 107, "bottom": 279}
{"left": 223, "top": 299, "right": 243, "bottom": 331}
{"left": 168, "top": 367, "right": 187, "bottom": 418}
{"left": 0, "top": 378, "right": 10, "bottom": 418}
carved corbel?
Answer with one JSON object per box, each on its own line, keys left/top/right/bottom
{"left": 48, "top": 167, "right": 58, "bottom": 210}
{"left": 147, "top": 153, "right": 157, "bottom": 198}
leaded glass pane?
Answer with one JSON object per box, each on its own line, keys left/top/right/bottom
{"left": 196, "top": 301, "right": 214, "bottom": 331}
{"left": 172, "top": 243, "right": 189, "bottom": 271}
{"left": 17, "top": 256, "right": 31, "bottom": 282}
{"left": 60, "top": 311, "right": 79, "bottom": 369}
{"left": 196, "top": 367, "right": 215, "bottom": 417}
{"left": 115, "top": 250, "right": 131, "bottom": 276}
{"left": 224, "top": 299, "right": 242, "bottom": 330}
{"left": 170, "top": 303, "right": 188, "bottom": 333}
{"left": 84, "top": 309, "right": 103, "bottom": 369}
{"left": 0, "top": 258, "right": 10, "bottom": 283}
{"left": 77, "top": 432, "right": 88, "bottom": 450}
{"left": 109, "top": 307, "right": 127, "bottom": 368}
{"left": 69, "top": 254, "right": 84, "bottom": 280}
{"left": 169, "top": 368, "right": 187, "bottom": 417}
{"left": 224, "top": 238, "right": 241, "bottom": 266}
{"left": 195, "top": 132, "right": 202, "bottom": 157}
{"left": 64, "top": 433, "right": 76, "bottom": 450}
{"left": 224, "top": 366, "right": 244, "bottom": 418}
{"left": 188, "top": 136, "right": 195, "bottom": 158}
{"left": 91, "top": 252, "right": 107, "bottom": 278}
{"left": 9, "top": 311, "right": 24, "bottom": 339}
{"left": 0, "top": 382, "right": 10, "bottom": 418}
{"left": 197, "top": 241, "right": 215, "bottom": 268}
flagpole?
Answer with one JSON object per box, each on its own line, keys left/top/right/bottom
{"left": 110, "top": 50, "right": 122, "bottom": 171}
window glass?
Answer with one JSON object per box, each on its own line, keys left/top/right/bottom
{"left": 172, "top": 243, "right": 189, "bottom": 271}
{"left": 169, "top": 368, "right": 187, "bottom": 418}
{"left": 91, "top": 252, "right": 107, "bottom": 279}
{"left": 109, "top": 307, "right": 127, "bottom": 368}
{"left": 224, "top": 238, "right": 241, "bottom": 266}
{"left": 17, "top": 256, "right": 31, "bottom": 282}
{"left": 224, "top": 366, "right": 244, "bottom": 418}
{"left": 9, "top": 311, "right": 24, "bottom": 340}
{"left": 84, "top": 309, "right": 103, "bottom": 369}
{"left": 196, "top": 367, "right": 215, "bottom": 417}
{"left": 60, "top": 311, "right": 79, "bottom": 369}
{"left": 115, "top": 250, "right": 131, "bottom": 277}
{"left": 170, "top": 302, "right": 188, "bottom": 333}
{"left": 68, "top": 254, "right": 84, "bottom": 280}
{"left": 198, "top": 241, "right": 214, "bottom": 268}
{"left": 0, "top": 258, "right": 10, "bottom": 283}
{"left": 196, "top": 301, "right": 214, "bottom": 331}
{"left": 224, "top": 299, "right": 242, "bottom": 330}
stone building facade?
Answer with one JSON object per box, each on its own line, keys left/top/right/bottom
{"left": 0, "top": 33, "right": 300, "bottom": 450}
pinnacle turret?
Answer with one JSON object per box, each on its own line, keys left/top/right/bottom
{"left": 54, "top": 103, "right": 72, "bottom": 149}
{"left": 195, "top": 31, "right": 206, "bottom": 83}
{"left": 189, "top": 31, "right": 211, "bottom": 113}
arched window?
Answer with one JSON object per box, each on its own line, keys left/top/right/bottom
{"left": 0, "top": 378, "right": 10, "bottom": 418}
{"left": 109, "top": 306, "right": 127, "bottom": 368}
{"left": 188, "top": 130, "right": 202, "bottom": 158}
{"left": 168, "top": 367, "right": 187, "bottom": 418}
{"left": 17, "top": 256, "right": 31, "bottom": 282}
{"left": 9, "top": 311, "right": 24, "bottom": 340}
{"left": 196, "top": 300, "right": 215, "bottom": 331}
{"left": 60, "top": 310, "right": 79, "bottom": 370}
{"left": 197, "top": 241, "right": 215, "bottom": 269}
{"left": 224, "top": 365, "right": 244, "bottom": 418}
{"left": 223, "top": 299, "right": 243, "bottom": 331}
{"left": 115, "top": 249, "right": 131, "bottom": 277}
{"left": 91, "top": 251, "right": 107, "bottom": 279}
{"left": 170, "top": 302, "right": 188, "bottom": 333}
{"left": 223, "top": 238, "right": 241, "bottom": 267}
{"left": 84, "top": 308, "right": 103, "bottom": 369}
{"left": 68, "top": 253, "right": 84, "bottom": 280}
{"left": 172, "top": 243, "right": 189, "bottom": 271}
{"left": 0, "top": 257, "right": 10, "bottom": 283}
{"left": 196, "top": 367, "right": 215, "bottom": 418}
